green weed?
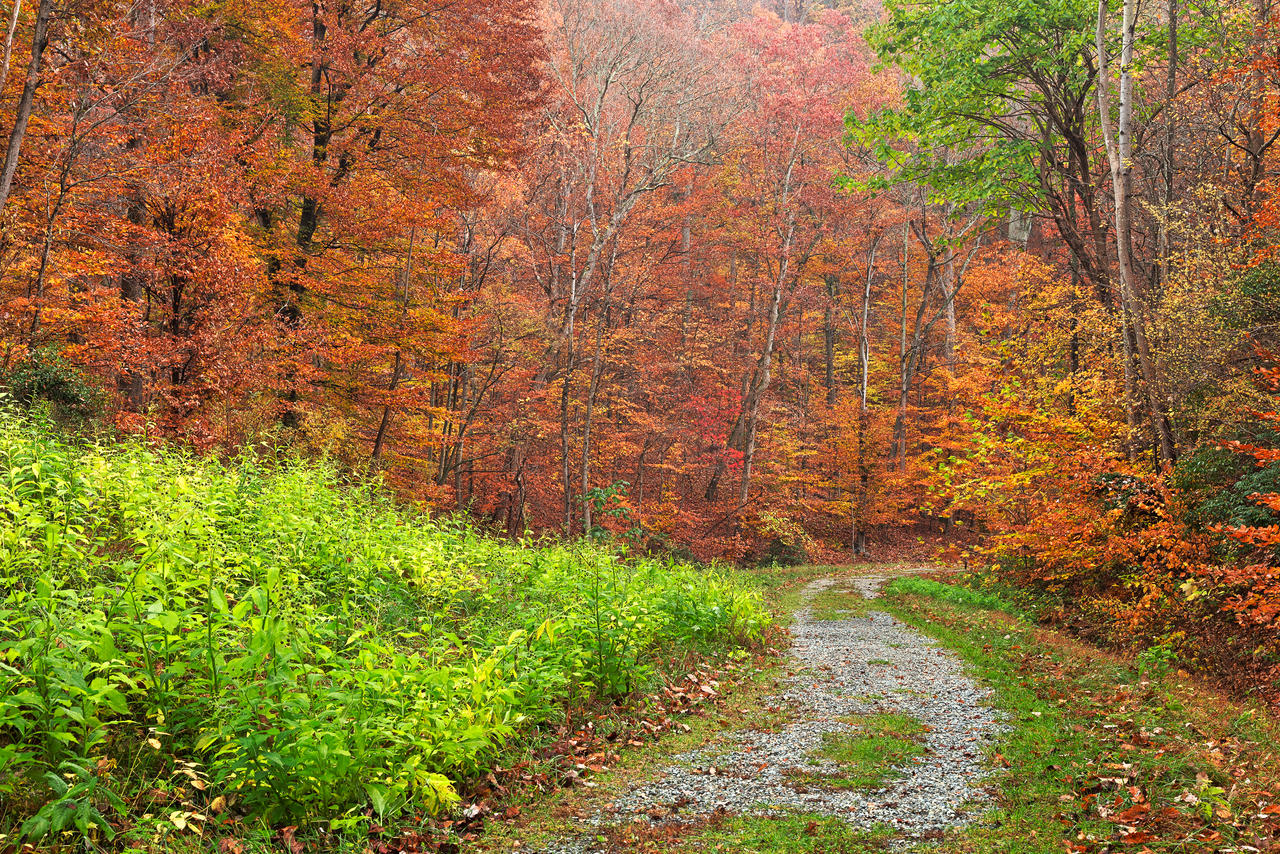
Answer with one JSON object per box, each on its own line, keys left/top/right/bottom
{"left": 0, "top": 408, "right": 770, "bottom": 844}
{"left": 883, "top": 577, "right": 1009, "bottom": 611}
{"left": 672, "top": 813, "right": 899, "bottom": 852}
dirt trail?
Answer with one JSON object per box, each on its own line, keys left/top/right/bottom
{"left": 542, "top": 570, "right": 1002, "bottom": 851}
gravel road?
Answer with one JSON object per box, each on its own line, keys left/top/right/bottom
{"left": 541, "top": 572, "right": 1002, "bottom": 850}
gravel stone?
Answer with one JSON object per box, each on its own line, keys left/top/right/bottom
{"left": 539, "top": 574, "right": 1002, "bottom": 852}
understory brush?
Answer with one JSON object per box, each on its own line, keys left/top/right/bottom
{"left": 0, "top": 409, "right": 768, "bottom": 849}
{"left": 948, "top": 380, "right": 1280, "bottom": 706}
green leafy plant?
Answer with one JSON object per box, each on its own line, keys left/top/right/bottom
{"left": 2, "top": 349, "right": 101, "bottom": 421}
{"left": 19, "top": 760, "right": 126, "bottom": 847}
{"left": 580, "top": 480, "right": 642, "bottom": 543}
{"left": 0, "top": 407, "right": 768, "bottom": 841}
{"left": 1137, "top": 642, "right": 1179, "bottom": 681}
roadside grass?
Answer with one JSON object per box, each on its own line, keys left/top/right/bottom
{"left": 879, "top": 578, "right": 1280, "bottom": 853}
{"left": 886, "top": 576, "right": 1011, "bottom": 612}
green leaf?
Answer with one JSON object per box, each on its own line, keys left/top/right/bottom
{"left": 364, "top": 782, "right": 388, "bottom": 818}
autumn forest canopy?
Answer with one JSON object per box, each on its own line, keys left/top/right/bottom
{"left": 6, "top": 0, "right": 1280, "bottom": 704}
{"left": 11, "top": 0, "right": 1280, "bottom": 846}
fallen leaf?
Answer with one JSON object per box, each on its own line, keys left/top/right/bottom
{"left": 280, "top": 825, "right": 304, "bottom": 854}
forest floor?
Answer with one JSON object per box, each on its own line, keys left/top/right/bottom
{"left": 478, "top": 565, "right": 1280, "bottom": 854}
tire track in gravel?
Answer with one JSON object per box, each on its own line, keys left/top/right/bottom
{"left": 543, "top": 571, "right": 1002, "bottom": 851}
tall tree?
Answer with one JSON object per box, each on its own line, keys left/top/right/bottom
{"left": 1095, "top": 0, "right": 1176, "bottom": 467}
{"left": 509, "top": 0, "right": 722, "bottom": 533}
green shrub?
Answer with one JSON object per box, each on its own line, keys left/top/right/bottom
{"left": 1211, "top": 261, "right": 1280, "bottom": 331}
{"left": 1, "top": 348, "right": 101, "bottom": 421}
{"left": 884, "top": 576, "right": 1010, "bottom": 611}
{"left": 0, "top": 408, "right": 768, "bottom": 840}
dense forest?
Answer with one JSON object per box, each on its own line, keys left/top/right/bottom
{"left": 5, "top": 0, "right": 1280, "bottom": 679}
{"left": 5, "top": 0, "right": 1280, "bottom": 848}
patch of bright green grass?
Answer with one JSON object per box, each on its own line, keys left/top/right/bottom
{"left": 673, "top": 813, "right": 899, "bottom": 853}
{"left": 819, "top": 713, "right": 928, "bottom": 785}
{"left": 785, "top": 712, "right": 929, "bottom": 791}
{"left": 884, "top": 576, "right": 1009, "bottom": 611}
{"left": 809, "top": 586, "right": 870, "bottom": 621}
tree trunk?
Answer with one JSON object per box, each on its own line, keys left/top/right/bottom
{"left": 1096, "top": 0, "right": 1177, "bottom": 468}
{"left": 506, "top": 447, "right": 527, "bottom": 538}
{"left": 739, "top": 277, "right": 784, "bottom": 506}
{"left": 891, "top": 225, "right": 934, "bottom": 469}
{"left": 704, "top": 255, "right": 745, "bottom": 502}
{"left": 679, "top": 178, "right": 693, "bottom": 350}
{"left": 892, "top": 223, "right": 910, "bottom": 467}
{"left": 580, "top": 282, "right": 614, "bottom": 537}
{"left": 370, "top": 351, "right": 403, "bottom": 471}
{"left": 939, "top": 247, "right": 958, "bottom": 367}
{"left": 560, "top": 354, "right": 575, "bottom": 534}
{"left": 1066, "top": 263, "right": 1081, "bottom": 417}
{"left": 26, "top": 112, "right": 76, "bottom": 338}
{"left": 738, "top": 209, "right": 796, "bottom": 506}
{"left": 370, "top": 228, "right": 416, "bottom": 470}
{"left": 0, "top": 0, "right": 52, "bottom": 214}
{"left": 1119, "top": 325, "right": 1139, "bottom": 462}
{"left": 0, "top": 0, "right": 23, "bottom": 97}
{"left": 851, "top": 234, "right": 881, "bottom": 558}
{"left": 937, "top": 200, "right": 961, "bottom": 368}
{"left": 823, "top": 273, "right": 837, "bottom": 407}
{"left": 636, "top": 442, "right": 647, "bottom": 513}
{"left": 1160, "top": 0, "right": 1177, "bottom": 281}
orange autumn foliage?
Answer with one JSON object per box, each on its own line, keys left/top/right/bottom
{"left": 7, "top": 0, "right": 1280, "bottom": 716}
